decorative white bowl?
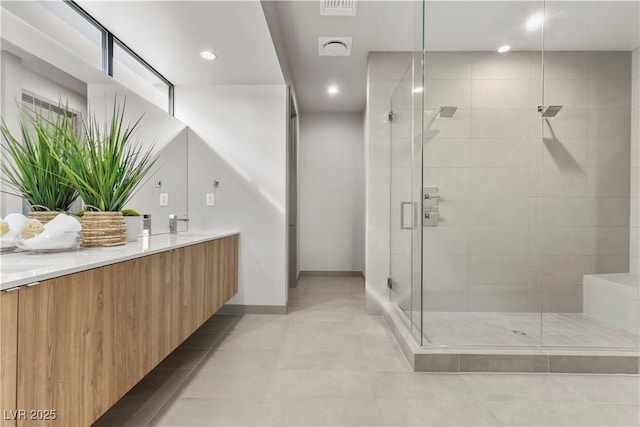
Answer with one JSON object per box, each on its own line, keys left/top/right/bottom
{"left": 15, "top": 231, "right": 80, "bottom": 252}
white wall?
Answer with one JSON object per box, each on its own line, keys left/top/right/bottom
{"left": 299, "top": 113, "right": 364, "bottom": 273}
{"left": 631, "top": 48, "right": 640, "bottom": 274}
{"left": 22, "top": 67, "right": 86, "bottom": 114}
{"left": 176, "top": 84, "right": 288, "bottom": 309}
{"left": 0, "top": 51, "right": 27, "bottom": 216}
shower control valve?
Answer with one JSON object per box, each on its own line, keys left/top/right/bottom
{"left": 423, "top": 186, "right": 440, "bottom": 201}
{"left": 423, "top": 206, "right": 439, "bottom": 227}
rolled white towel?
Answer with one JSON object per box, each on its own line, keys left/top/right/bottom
{"left": 42, "top": 213, "right": 81, "bottom": 238}
{"left": 17, "top": 214, "right": 80, "bottom": 250}
{"left": 0, "top": 213, "right": 28, "bottom": 248}
{"left": 3, "top": 213, "right": 27, "bottom": 235}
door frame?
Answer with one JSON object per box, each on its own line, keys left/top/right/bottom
{"left": 286, "top": 87, "right": 299, "bottom": 289}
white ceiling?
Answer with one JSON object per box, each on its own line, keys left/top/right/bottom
{"left": 423, "top": 1, "right": 640, "bottom": 52}
{"left": 24, "top": 0, "right": 640, "bottom": 115}
{"left": 266, "top": 0, "right": 421, "bottom": 112}
{"left": 76, "top": 0, "right": 284, "bottom": 86}
{"left": 268, "top": 0, "right": 640, "bottom": 113}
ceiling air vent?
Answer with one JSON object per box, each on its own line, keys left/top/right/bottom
{"left": 318, "top": 37, "right": 353, "bottom": 56}
{"left": 320, "top": 0, "right": 358, "bottom": 16}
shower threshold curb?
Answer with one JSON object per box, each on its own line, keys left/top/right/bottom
{"left": 382, "top": 303, "right": 640, "bottom": 374}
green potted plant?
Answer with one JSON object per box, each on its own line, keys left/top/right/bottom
{"left": 52, "top": 99, "right": 156, "bottom": 247}
{"left": 0, "top": 104, "right": 79, "bottom": 224}
{"left": 122, "top": 208, "right": 142, "bottom": 242}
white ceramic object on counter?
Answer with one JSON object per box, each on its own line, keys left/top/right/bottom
{"left": 124, "top": 216, "right": 142, "bottom": 242}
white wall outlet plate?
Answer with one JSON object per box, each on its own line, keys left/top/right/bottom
{"left": 206, "top": 193, "right": 215, "bottom": 206}
{"left": 159, "top": 193, "right": 169, "bottom": 206}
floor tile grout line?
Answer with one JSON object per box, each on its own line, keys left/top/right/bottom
{"left": 475, "top": 399, "right": 507, "bottom": 427}
{"left": 459, "top": 372, "right": 497, "bottom": 405}
{"left": 594, "top": 400, "right": 640, "bottom": 427}
{"left": 142, "top": 317, "right": 240, "bottom": 427}
{"left": 460, "top": 372, "right": 594, "bottom": 404}
{"left": 482, "top": 399, "right": 628, "bottom": 427}
{"left": 551, "top": 374, "right": 639, "bottom": 405}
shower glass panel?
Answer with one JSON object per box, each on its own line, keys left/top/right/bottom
{"left": 387, "top": 1, "right": 426, "bottom": 345}
{"left": 390, "top": 61, "right": 423, "bottom": 343}
{"left": 540, "top": 1, "right": 640, "bottom": 349}
{"left": 420, "top": 0, "right": 545, "bottom": 346}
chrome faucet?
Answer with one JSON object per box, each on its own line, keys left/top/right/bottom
{"left": 169, "top": 214, "right": 189, "bottom": 235}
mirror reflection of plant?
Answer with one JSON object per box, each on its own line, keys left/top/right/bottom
{"left": 0, "top": 104, "right": 79, "bottom": 212}
{"left": 52, "top": 99, "right": 157, "bottom": 212}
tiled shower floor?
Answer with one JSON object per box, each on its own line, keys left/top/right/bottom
{"left": 421, "top": 312, "right": 640, "bottom": 348}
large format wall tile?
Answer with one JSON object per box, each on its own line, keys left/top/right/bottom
{"left": 424, "top": 79, "right": 472, "bottom": 109}
{"left": 472, "top": 51, "right": 532, "bottom": 80}
{"left": 543, "top": 52, "right": 591, "bottom": 80}
{"left": 425, "top": 52, "right": 472, "bottom": 80}
{"left": 470, "top": 138, "right": 540, "bottom": 168}
{"left": 367, "top": 51, "right": 632, "bottom": 314}
{"left": 589, "top": 51, "right": 632, "bottom": 80}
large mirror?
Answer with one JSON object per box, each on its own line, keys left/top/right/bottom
{"left": 0, "top": 0, "right": 188, "bottom": 235}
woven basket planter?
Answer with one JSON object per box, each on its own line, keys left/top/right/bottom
{"left": 80, "top": 212, "right": 127, "bottom": 247}
{"left": 28, "top": 211, "right": 60, "bottom": 225}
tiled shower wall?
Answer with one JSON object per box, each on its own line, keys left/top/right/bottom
{"left": 366, "top": 51, "right": 632, "bottom": 314}
{"left": 631, "top": 48, "right": 640, "bottom": 275}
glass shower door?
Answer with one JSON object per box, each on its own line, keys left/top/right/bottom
{"left": 390, "top": 60, "right": 424, "bottom": 343}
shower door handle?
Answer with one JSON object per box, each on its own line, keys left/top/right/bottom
{"left": 400, "top": 202, "right": 415, "bottom": 230}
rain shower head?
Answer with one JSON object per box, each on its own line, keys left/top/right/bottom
{"left": 438, "top": 106, "right": 457, "bottom": 118}
{"left": 538, "top": 105, "right": 563, "bottom": 118}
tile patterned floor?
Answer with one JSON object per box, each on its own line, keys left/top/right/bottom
{"left": 422, "top": 312, "right": 640, "bottom": 347}
{"left": 93, "top": 276, "right": 640, "bottom": 426}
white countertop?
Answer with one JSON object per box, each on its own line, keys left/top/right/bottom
{"left": 0, "top": 231, "right": 239, "bottom": 291}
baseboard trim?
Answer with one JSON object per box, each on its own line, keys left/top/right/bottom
{"left": 300, "top": 270, "right": 364, "bottom": 278}
{"left": 289, "top": 271, "right": 302, "bottom": 289}
{"left": 217, "top": 304, "right": 287, "bottom": 315}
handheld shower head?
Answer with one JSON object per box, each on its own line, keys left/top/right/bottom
{"left": 538, "top": 105, "right": 563, "bottom": 118}
{"left": 438, "top": 106, "right": 457, "bottom": 118}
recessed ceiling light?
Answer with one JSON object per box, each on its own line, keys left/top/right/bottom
{"left": 497, "top": 44, "right": 511, "bottom": 54}
{"left": 200, "top": 50, "right": 217, "bottom": 60}
{"left": 526, "top": 12, "right": 544, "bottom": 31}
{"left": 328, "top": 85, "right": 339, "bottom": 95}
{"left": 413, "top": 87, "right": 424, "bottom": 93}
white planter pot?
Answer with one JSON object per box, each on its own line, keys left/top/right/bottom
{"left": 124, "top": 216, "right": 142, "bottom": 242}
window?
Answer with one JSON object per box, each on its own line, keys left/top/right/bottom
{"left": 22, "top": 93, "right": 79, "bottom": 123}
{"left": 38, "top": 0, "right": 105, "bottom": 70}
{"left": 60, "top": 1, "right": 175, "bottom": 115}
{"left": 113, "top": 40, "right": 171, "bottom": 113}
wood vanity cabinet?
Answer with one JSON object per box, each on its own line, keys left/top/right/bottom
{"left": 0, "top": 290, "right": 18, "bottom": 427}
{"left": 0, "top": 235, "right": 238, "bottom": 427}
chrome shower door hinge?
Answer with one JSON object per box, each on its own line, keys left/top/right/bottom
{"left": 387, "top": 277, "right": 393, "bottom": 289}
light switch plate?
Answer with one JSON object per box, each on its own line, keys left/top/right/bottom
{"left": 206, "top": 193, "right": 215, "bottom": 206}
{"left": 159, "top": 193, "right": 169, "bottom": 206}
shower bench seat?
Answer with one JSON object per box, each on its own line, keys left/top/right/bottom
{"left": 583, "top": 273, "right": 640, "bottom": 334}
